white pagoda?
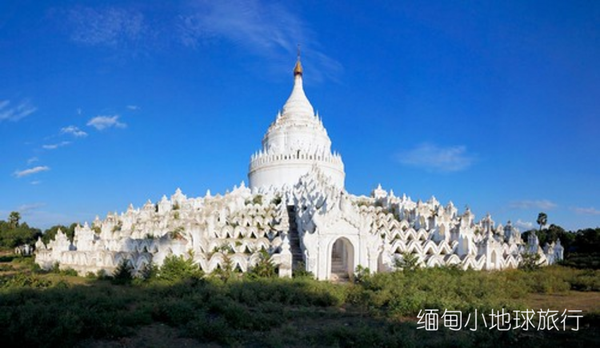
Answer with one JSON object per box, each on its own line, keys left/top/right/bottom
{"left": 35, "top": 58, "right": 563, "bottom": 280}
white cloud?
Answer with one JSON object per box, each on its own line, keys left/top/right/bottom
{"left": 42, "top": 141, "right": 71, "bottom": 150}
{"left": 178, "top": 0, "right": 342, "bottom": 81}
{"left": 30, "top": 180, "right": 42, "bottom": 185}
{"left": 509, "top": 200, "right": 557, "bottom": 210}
{"left": 68, "top": 7, "right": 146, "bottom": 47}
{"left": 61, "top": 125, "right": 88, "bottom": 137}
{"left": 27, "top": 157, "right": 39, "bottom": 164}
{"left": 572, "top": 206, "right": 600, "bottom": 216}
{"left": 14, "top": 166, "right": 50, "bottom": 178}
{"left": 0, "top": 99, "right": 37, "bottom": 122}
{"left": 127, "top": 105, "right": 139, "bottom": 111}
{"left": 87, "top": 115, "right": 127, "bottom": 130}
{"left": 395, "top": 143, "right": 475, "bottom": 172}
{"left": 514, "top": 219, "right": 534, "bottom": 231}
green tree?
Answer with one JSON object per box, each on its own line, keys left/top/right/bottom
{"left": 0, "top": 219, "right": 42, "bottom": 248}
{"left": 537, "top": 212, "right": 548, "bottom": 232}
{"left": 8, "top": 211, "right": 21, "bottom": 228}
{"left": 522, "top": 223, "right": 571, "bottom": 250}
{"left": 66, "top": 223, "right": 78, "bottom": 241}
{"left": 111, "top": 260, "right": 134, "bottom": 285}
{"left": 395, "top": 252, "right": 420, "bottom": 272}
{"left": 42, "top": 225, "right": 69, "bottom": 244}
{"left": 574, "top": 228, "right": 600, "bottom": 253}
{"left": 544, "top": 224, "right": 563, "bottom": 246}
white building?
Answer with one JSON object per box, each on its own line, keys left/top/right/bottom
{"left": 35, "top": 58, "right": 563, "bottom": 280}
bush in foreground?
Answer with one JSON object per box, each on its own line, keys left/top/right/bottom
{"left": 0, "top": 258, "right": 598, "bottom": 347}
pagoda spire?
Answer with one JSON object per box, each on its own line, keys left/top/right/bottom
{"left": 293, "top": 44, "right": 303, "bottom": 76}
{"left": 281, "top": 46, "right": 312, "bottom": 119}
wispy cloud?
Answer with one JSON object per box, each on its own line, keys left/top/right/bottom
{"left": 509, "top": 200, "right": 557, "bottom": 210}
{"left": 27, "top": 157, "right": 39, "bottom": 164}
{"left": 42, "top": 141, "right": 71, "bottom": 150}
{"left": 514, "top": 219, "right": 534, "bottom": 231}
{"left": 18, "top": 203, "right": 46, "bottom": 213}
{"left": 61, "top": 125, "right": 88, "bottom": 137}
{"left": 87, "top": 115, "right": 127, "bottom": 130}
{"left": 572, "top": 206, "right": 600, "bottom": 216}
{"left": 178, "top": 0, "right": 342, "bottom": 81}
{"left": 14, "top": 166, "right": 50, "bottom": 178}
{"left": 179, "top": 1, "right": 300, "bottom": 51}
{"left": 60, "top": 2, "right": 341, "bottom": 81}
{"left": 30, "top": 180, "right": 42, "bottom": 185}
{"left": 0, "top": 100, "right": 37, "bottom": 122}
{"left": 126, "top": 105, "right": 139, "bottom": 111}
{"left": 395, "top": 143, "right": 475, "bottom": 172}
{"left": 67, "top": 7, "right": 147, "bottom": 48}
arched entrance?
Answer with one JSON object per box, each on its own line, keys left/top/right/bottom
{"left": 330, "top": 238, "right": 354, "bottom": 280}
{"left": 490, "top": 250, "right": 498, "bottom": 269}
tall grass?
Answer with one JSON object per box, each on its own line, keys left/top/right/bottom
{"left": 0, "top": 258, "right": 598, "bottom": 347}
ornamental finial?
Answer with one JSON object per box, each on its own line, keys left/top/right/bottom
{"left": 293, "top": 44, "right": 303, "bottom": 76}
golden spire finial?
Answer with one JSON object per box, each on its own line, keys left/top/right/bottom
{"left": 293, "top": 44, "right": 303, "bottom": 76}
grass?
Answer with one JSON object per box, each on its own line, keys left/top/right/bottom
{"left": 0, "top": 257, "right": 599, "bottom": 347}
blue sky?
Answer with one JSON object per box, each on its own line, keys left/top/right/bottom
{"left": 1, "top": 1, "right": 598, "bottom": 231}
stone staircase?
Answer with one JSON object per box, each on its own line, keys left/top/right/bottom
{"left": 287, "top": 205, "right": 304, "bottom": 269}
{"left": 331, "top": 250, "right": 349, "bottom": 280}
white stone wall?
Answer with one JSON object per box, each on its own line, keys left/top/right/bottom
{"left": 249, "top": 157, "right": 344, "bottom": 191}
{"left": 34, "top": 170, "right": 563, "bottom": 279}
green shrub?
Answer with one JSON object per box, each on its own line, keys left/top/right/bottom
{"left": 60, "top": 268, "right": 79, "bottom": 276}
{"left": 246, "top": 249, "right": 277, "bottom": 279}
{"left": 156, "top": 255, "right": 203, "bottom": 282}
{"left": 561, "top": 252, "right": 600, "bottom": 269}
{"left": 570, "top": 269, "right": 600, "bottom": 291}
{"left": 96, "top": 269, "right": 109, "bottom": 280}
{"left": 519, "top": 253, "right": 542, "bottom": 271}
{"left": 293, "top": 266, "right": 313, "bottom": 278}
{"left": 51, "top": 262, "right": 60, "bottom": 273}
{"left": 353, "top": 265, "right": 371, "bottom": 283}
{"left": 1, "top": 273, "right": 52, "bottom": 289}
{"left": 395, "top": 252, "right": 420, "bottom": 272}
{"left": 111, "top": 260, "right": 133, "bottom": 285}
{"left": 0, "top": 264, "right": 15, "bottom": 272}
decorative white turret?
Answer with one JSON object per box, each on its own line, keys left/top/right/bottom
{"left": 248, "top": 56, "right": 345, "bottom": 190}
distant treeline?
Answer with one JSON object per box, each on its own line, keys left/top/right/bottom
{"left": 0, "top": 212, "right": 76, "bottom": 249}
{"left": 522, "top": 225, "right": 600, "bottom": 253}
{"left": 521, "top": 225, "right": 600, "bottom": 269}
